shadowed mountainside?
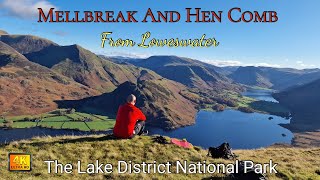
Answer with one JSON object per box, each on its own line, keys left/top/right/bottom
{"left": 229, "top": 66, "right": 272, "bottom": 88}
{"left": 109, "top": 55, "right": 241, "bottom": 91}
{"left": 24, "top": 44, "right": 154, "bottom": 93}
{"left": 274, "top": 79, "right": 320, "bottom": 128}
{"left": 229, "top": 66, "right": 320, "bottom": 90}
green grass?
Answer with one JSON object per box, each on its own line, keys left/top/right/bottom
{"left": 42, "top": 116, "right": 72, "bottom": 122}
{"left": 86, "top": 121, "right": 115, "bottom": 130}
{"left": 62, "top": 122, "right": 90, "bottom": 131}
{"left": 75, "top": 112, "right": 102, "bottom": 121}
{"left": 12, "top": 122, "right": 37, "bottom": 128}
{"left": 1, "top": 110, "right": 115, "bottom": 131}
{"left": 0, "top": 135, "right": 319, "bottom": 180}
{"left": 65, "top": 113, "right": 83, "bottom": 121}
{"left": 8, "top": 115, "right": 35, "bottom": 122}
{"left": 38, "top": 122, "right": 65, "bottom": 129}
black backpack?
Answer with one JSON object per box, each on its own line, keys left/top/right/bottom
{"left": 229, "top": 161, "right": 268, "bottom": 180}
{"left": 207, "top": 142, "right": 236, "bottom": 160}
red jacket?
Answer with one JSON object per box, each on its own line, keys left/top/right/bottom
{"left": 113, "top": 103, "right": 146, "bottom": 138}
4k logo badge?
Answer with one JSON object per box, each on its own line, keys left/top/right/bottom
{"left": 8, "top": 153, "right": 32, "bottom": 171}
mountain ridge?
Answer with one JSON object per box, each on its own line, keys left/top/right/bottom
{"left": 111, "top": 55, "right": 241, "bottom": 91}
{"left": 229, "top": 66, "right": 320, "bottom": 90}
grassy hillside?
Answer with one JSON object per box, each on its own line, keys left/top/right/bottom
{"left": 0, "top": 135, "right": 319, "bottom": 180}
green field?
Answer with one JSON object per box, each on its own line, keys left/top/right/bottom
{"left": 1, "top": 109, "right": 115, "bottom": 131}
{"left": 12, "top": 122, "right": 37, "bottom": 128}
{"left": 62, "top": 122, "right": 91, "bottom": 131}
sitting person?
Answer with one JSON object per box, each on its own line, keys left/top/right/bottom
{"left": 113, "top": 94, "right": 147, "bottom": 139}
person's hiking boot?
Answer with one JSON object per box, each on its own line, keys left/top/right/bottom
{"left": 141, "top": 130, "right": 148, "bottom": 136}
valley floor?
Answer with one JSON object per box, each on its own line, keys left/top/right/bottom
{"left": 0, "top": 109, "right": 115, "bottom": 131}
{"left": 0, "top": 135, "right": 319, "bottom": 180}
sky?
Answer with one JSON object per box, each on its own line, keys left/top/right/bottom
{"left": 0, "top": 0, "right": 319, "bottom": 69}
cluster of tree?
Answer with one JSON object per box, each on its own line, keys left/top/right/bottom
{"left": 23, "top": 117, "right": 41, "bottom": 122}
{"left": 213, "top": 97, "right": 238, "bottom": 107}
{"left": 238, "top": 106, "right": 254, "bottom": 113}
{"left": 2, "top": 120, "right": 13, "bottom": 128}
{"left": 212, "top": 104, "right": 225, "bottom": 112}
{"left": 57, "top": 108, "right": 76, "bottom": 116}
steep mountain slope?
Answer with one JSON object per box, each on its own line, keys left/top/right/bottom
{"left": 0, "top": 31, "right": 143, "bottom": 93}
{"left": 264, "top": 67, "right": 320, "bottom": 90}
{"left": 24, "top": 44, "right": 143, "bottom": 92}
{"left": 274, "top": 79, "right": 320, "bottom": 127}
{"left": 229, "top": 66, "right": 273, "bottom": 88}
{"left": 0, "top": 34, "right": 58, "bottom": 54}
{"left": 127, "top": 55, "right": 239, "bottom": 91}
{"left": 57, "top": 75, "right": 198, "bottom": 129}
{"left": 0, "top": 41, "right": 98, "bottom": 115}
{"left": 229, "top": 66, "right": 320, "bottom": 90}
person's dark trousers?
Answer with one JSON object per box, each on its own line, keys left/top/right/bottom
{"left": 130, "top": 120, "right": 145, "bottom": 138}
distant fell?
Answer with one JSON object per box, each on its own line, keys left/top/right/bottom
{"left": 124, "top": 55, "right": 240, "bottom": 91}
{"left": 0, "top": 34, "right": 58, "bottom": 54}
{"left": 229, "top": 66, "right": 320, "bottom": 90}
{"left": 230, "top": 66, "right": 273, "bottom": 88}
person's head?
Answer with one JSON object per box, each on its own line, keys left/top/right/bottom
{"left": 126, "top": 94, "right": 136, "bottom": 105}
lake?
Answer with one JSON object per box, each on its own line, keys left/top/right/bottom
{"left": 242, "top": 89, "right": 278, "bottom": 102}
{"left": 149, "top": 89, "right": 293, "bottom": 149}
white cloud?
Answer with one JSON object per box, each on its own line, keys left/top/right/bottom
{"left": 97, "top": 51, "right": 150, "bottom": 59}
{"left": 202, "top": 60, "right": 242, "bottom": 67}
{"left": 254, "top": 63, "right": 281, "bottom": 68}
{"left": 296, "top": 61, "right": 303, "bottom": 64}
{"left": 0, "top": 0, "right": 57, "bottom": 19}
{"left": 202, "top": 59, "right": 281, "bottom": 68}
{"left": 296, "top": 60, "right": 316, "bottom": 68}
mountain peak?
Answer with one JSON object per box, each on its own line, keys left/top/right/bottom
{"left": 0, "top": 30, "right": 8, "bottom": 35}
{"left": 0, "top": 34, "right": 58, "bottom": 54}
